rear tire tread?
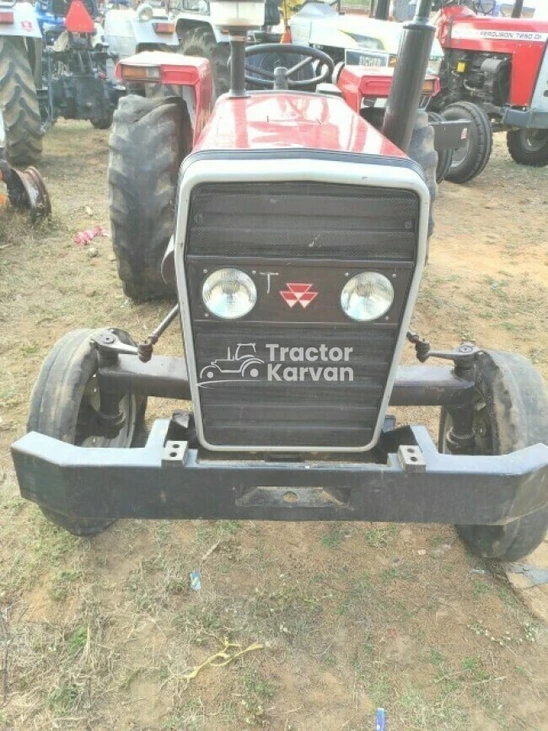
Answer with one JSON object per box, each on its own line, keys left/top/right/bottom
{"left": 0, "top": 37, "right": 43, "bottom": 165}
{"left": 108, "top": 96, "right": 189, "bottom": 300}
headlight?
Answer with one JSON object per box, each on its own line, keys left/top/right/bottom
{"left": 427, "top": 57, "right": 442, "bottom": 76}
{"left": 340, "top": 272, "right": 394, "bottom": 322}
{"left": 202, "top": 268, "right": 257, "bottom": 320}
{"left": 136, "top": 4, "right": 153, "bottom": 21}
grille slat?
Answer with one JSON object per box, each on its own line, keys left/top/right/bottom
{"left": 187, "top": 182, "right": 418, "bottom": 261}
{"left": 185, "top": 181, "right": 420, "bottom": 449}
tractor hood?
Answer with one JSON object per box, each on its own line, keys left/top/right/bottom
{"left": 290, "top": 7, "right": 444, "bottom": 73}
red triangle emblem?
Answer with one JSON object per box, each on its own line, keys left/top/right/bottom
{"left": 65, "top": 0, "right": 95, "bottom": 33}
{"left": 280, "top": 283, "right": 318, "bottom": 309}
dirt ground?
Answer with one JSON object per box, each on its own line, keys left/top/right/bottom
{"left": 0, "top": 123, "right": 547, "bottom": 731}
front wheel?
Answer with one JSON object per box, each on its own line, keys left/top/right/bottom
{"left": 27, "top": 329, "right": 147, "bottom": 536}
{"left": 439, "top": 350, "right": 548, "bottom": 561}
{"left": 506, "top": 128, "right": 548, "bottom": 167}
{"left": 442, "top": 101, "right": 492, "bottom": 184}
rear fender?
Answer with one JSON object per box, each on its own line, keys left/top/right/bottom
{"left": 115, "top": 51, "right": 212, "bottom": 142}
{"left": 0, "top": 2, "right": 42, "bottom": 38}
{"left": 337, "top": 65, "right": 439, "bottom": 114}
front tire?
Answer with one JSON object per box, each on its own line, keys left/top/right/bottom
{"left": 0, "top": 37, "right": 43, "bottom": 166}
{"left": 108, "top": 95, "right": 189, "bottom": 300}
{"left": 506, "top": 128, "right": 548, "bottom": 167}
{"left": 178, "top": 26, "right": 230, "bottom": 99}
{"left": 442, "top": 101, "right": 492, "bottom": 184}
{"left": 27, "top": 329, "right": 146, "bottom": 536}
{"left": 439, "top": 350, "right": 548, "bottom": 561}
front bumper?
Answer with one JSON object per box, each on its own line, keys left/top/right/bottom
{"left": 501, "top": 107, "right": 548, "bottom": 130}
{"left": 11, "top": 419, "right": 548, "bottom": 525}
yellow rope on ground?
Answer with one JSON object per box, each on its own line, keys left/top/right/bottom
{"left": 182, "top": 638, "right": 264, "bottom": 681}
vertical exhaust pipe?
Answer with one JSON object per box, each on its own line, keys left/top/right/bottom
{"left": 373, "top": 0, "right": 391, "bottom": 20}
{"left": 381, "top": 0, "right": 435, "bottom": 153}
{"left": 511, "top": 0, "right": 524, "bottom": 18}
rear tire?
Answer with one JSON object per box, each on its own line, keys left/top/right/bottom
{"left": 178, "top": 26, "right": 230, "bottom": 99}
{"left": 408, "top": 110, "right": 437, "bottom": 237}
{"left": 506, "top": 128, "right": 548, "bottom": 167}
{"left": 108, "top": 95, "right": 189, "bottom": 300}
{"left": 442, "top": 101, "right": 492, "bottom": 184}
{"left": 439, "top": 350, "right": 548, "bottom": 561}
{"left": 27, "top": 329, "right": 147, "bottom": 536}
{"left": 0, "top": 37, "right": 42, "bottom": 166}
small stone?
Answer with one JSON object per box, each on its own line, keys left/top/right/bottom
{"left": 88, "top": 246, "right": 98, "bottom": 258}
{"left": 85, "top": 205, "right": 94, "bottom": 216}
{"left": 417, "top": 549, "right": 427, "bottom": 556}
{"left": 108, "top": 253, "right": 116, "bottom": 262}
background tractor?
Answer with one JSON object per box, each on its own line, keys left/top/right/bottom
{"left": 430, "top": 0, "right": 548, "bottom": 168}
{"left": 174, "top": 0, "right": 283, "bottom": 96}
{"left": 11, "top": 0, "right": 548, "bottom": 565}
{"left": 103, "top": 2, "right": 179, "bottom": 74}
{"left": 0, "top": 0, "right": 177, "bottom": 166}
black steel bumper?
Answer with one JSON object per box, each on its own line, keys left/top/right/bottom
{"left": 502, "top": 107, "right": 548, "bottom": 130}
{"left": 11, "top": 419, "right": 548, "bottom": 525}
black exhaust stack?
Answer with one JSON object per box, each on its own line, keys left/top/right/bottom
{"left": 373, "top": 0, "right": 391, "bottom": 20}
{"left": 381, "top": 0, "right": 436, "bottom": 153}
{"left": 511, "top": 0, "right": 524, "bottom": 18}
{"left": 229, "top": 30, "right": 248, "bottom": 97}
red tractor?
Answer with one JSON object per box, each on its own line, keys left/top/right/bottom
{"left": 11, "top": 0, "right": 548, "bottom": 563}
{"left": 430, "top": 0, "right": 548, "bottom": 179}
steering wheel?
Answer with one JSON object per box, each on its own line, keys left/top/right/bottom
{"left": 244, "top": 43, "right": 335, "bottom": 90}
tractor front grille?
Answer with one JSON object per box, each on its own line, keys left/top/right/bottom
{"left": 184, "top": 181, "right": 420, "bottom": 450}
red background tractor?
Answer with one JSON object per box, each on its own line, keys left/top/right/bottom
{"left": 431, "top": 0, "right": 548, "bottom": 176}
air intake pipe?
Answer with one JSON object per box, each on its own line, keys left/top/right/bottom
{"left": 373, "top": 0, "right": 391, "bottom": 20}
{"left": 511, "top": 0, "right": 524, "bottom": 18}
{"left": 381, "top": 0, "right": 436, "bottom": 153}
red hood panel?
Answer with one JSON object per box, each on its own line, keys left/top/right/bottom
{"left": 193, "top": 93, "right": 407, "bottom": 159}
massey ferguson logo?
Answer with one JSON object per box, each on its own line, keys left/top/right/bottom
{"left": 280, "top": 282, "right": 318, "bottom": 309}
{"left": 199, "top": 343, "right": 354, "bottom": 385}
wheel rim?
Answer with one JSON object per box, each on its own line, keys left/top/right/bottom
{"left": 76, "top": 374, "right": 137, "bottom": 448}
{"left": 450, "top": 135, "right": 470, "bottom": 168}
{"left": 520, "top": 129, "right": 548, "bottom": 153}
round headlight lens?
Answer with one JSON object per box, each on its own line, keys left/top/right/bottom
{"left": 340, "top": 272, "right": 394, "bottom": 322}
{"left": 202, "top": 268, "right": 257, "bottom": 320}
